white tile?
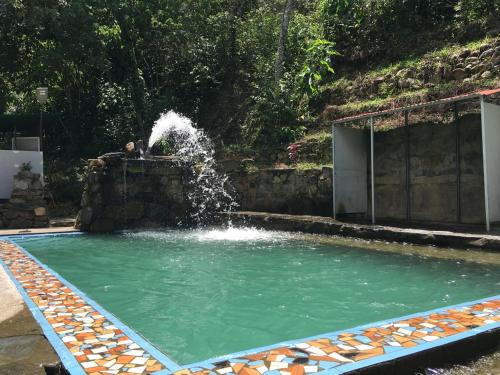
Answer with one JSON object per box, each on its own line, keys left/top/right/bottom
{"left": 216, "top": 367, "right": 233, "bottom": 374}
{"left": 131, "top": 357, "right": 148, "bottom": 365}
{"left": 62, "top": 336, "right": 76, "bottom": 343}
{"left": 124, "top": 350, "right": 145, "bottom": 357}
{"left": 81, "top": 361, "right": 97, "bottom": 369}
{"left": 91, "top": 346, "right": 107, "bottom": 354}
{"left": 306, "top": 346, "right": 326, "bottom": 356}
{"left": 295, "top": 343, "right": 309, "bottom": 349}
{"left": 304, "top": 365, "right": 319, "bottom": 373}
{"left": 128, "top": 366, "right": 146, "bottom": 374}
{"left": 104, "top": 359, "right": 116, "bottom": 367}
{"left": 338, "top": 344, "right": 354, "bottom": 351}
{"left": 269, "top": 362, "right": 288, "bottom": 371}
{"left": 329, "top": 352, "right": 353, "bottom": 363}
{"left": 129, "top": 343, "right": 140, "bottom": 349}
{"left": 87, "top": 354, "right": 103, "bottom": 360}
{"left": 355, "top": 344, "right": 374, "bottom": 351}
{"left": 422, "top": 336, "right": 439, "bottom": 342}
{"left": 386, "top": 341, "right": 401, "bottom": 347}
{"left": 98, "top": 333, "right": 115, "bottom": 339}
{"left": 256, "top": 365, "right": 268, "bottom": 373}
{"left": 398, "top": 328, "right": 412, "bottom": 336}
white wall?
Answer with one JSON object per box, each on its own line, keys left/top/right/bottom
{"left": 482, "top": 101, "right": 500, "bottom": 223}
{"left": 0, "top": 150, "right": 43, "bottom": 199}
{"left": 333, "top": 127, "right": 367, "bottom": 214}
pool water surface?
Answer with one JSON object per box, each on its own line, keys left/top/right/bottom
{"left": 15, "top": 228, "right": 500, "bottom": 364}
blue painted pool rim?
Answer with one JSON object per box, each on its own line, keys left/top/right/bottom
{"left": 1, "top": 231, "right": 498, "bottom": 375}
{"left": 1, "top": 232, "right": 178, "bottom": 375}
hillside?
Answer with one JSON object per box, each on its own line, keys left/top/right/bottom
{"left": 225, "top": 35, "right": 500, "bottom": 168}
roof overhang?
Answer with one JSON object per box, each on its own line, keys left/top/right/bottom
{"left": 332, "top": 88, "right": 500, "bottom": 125}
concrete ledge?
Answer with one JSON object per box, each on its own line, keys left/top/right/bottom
{"left": 227, "top": 211, "right": 500, "bottom": 251}
{"left": 0, "top": 226, "right": 77, "bottom": 237}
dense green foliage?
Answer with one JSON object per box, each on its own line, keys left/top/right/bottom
{"left": 0, "top": 0, "right": 497, "bottom": 158}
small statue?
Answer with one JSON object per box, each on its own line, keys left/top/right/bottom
{"left": 124, "top": 140, "right": 146, "bottom": 159}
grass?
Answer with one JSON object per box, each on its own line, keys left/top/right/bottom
{"left": 323, "top": 35, "right": 495, "bottom": 95}
{"left": 294, "top": 162, "right": 332, "bottom": 170}
{"left": 323, "top": 76, "right": 499, "bottom": 121}
{"left": 301, "top": 129, "right": 331, "bottom": 142}
{"left": 363, "top": 35, "right": 495, "bottom": 81}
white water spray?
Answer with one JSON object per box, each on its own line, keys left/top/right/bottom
{"left": 148, "top": 111, "right": 238, "bottom": 225}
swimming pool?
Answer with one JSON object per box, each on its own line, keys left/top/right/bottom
{"left": 13, "top": 228, "right": 500, "bottom": 365}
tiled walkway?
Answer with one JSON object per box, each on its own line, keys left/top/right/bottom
{"left": 174, "top": 301, "right": 499, "bottom": 375}
{"left": 0, "top": 238, "right": 498, "bottom": 375}
{"left": 0, "top": 239, "right": 177, "bottom": 375}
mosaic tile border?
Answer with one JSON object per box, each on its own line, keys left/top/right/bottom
{"left": 175, "top": 298, "right": 499, "bottom": 375}
{"left": 1, "top": 232, "right": 499, "bottom": 375}
{"left": 0, "top": 236, "right": 180, "bottom": 375}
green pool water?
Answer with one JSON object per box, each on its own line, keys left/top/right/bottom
{"left": 16, "top": 228, "right": 500, "bottom": 365}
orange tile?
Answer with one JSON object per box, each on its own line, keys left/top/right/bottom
{"left": 239, "top": 367, "right": 261, "bottom": 375}
{"left": 147, "top": 364, "right": 164, "bottom": 372}
{"left": 289, "top": 365, "right": 305, "bottom": 375}
{"left": 232, "top": 363, "right": 246, "bottom": 373}
{"left": 116, "top": 355, "right": 134, "bottom": 364}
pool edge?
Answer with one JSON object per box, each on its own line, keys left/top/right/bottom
{"left": 1, "top": 233, "right": 498, "bottom": 375}
{"left": 179, "top": 297, "right": 499, "bottom": 372}
{"left": 0, "top": 234, "right": 181, "bottom": 374}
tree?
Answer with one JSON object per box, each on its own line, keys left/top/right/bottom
{"left": 274, "top": 0, "right": 295, "bottom": 85}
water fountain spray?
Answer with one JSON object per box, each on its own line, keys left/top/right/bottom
{"left": 148, "top": 111, "right": 238, "bottom": 225}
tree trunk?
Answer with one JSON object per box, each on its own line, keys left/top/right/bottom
{"left": 113, "top": 7, "right": 147, "bottom": 142}
{"left": 274, "top": 0, "right": 294, "bottom": 85}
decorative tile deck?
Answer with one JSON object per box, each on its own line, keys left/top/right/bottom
{"left": 1, "top": 236, "right": 499, "bottom": 375}
{"left": 0, "top": 239, "right": 178, "bottom": 375}
{"left": 174, "top": 300, "right": 499, "bottom": 375}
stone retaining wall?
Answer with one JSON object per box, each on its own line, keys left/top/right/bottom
{"left": 230, "top": 167, "right": 333, "bottom": 216}
{"left": 0, "top": 172, "right": 49, "bottom": 229}
{"left": 76, "top": 155, "right": 190, "bottom": 232}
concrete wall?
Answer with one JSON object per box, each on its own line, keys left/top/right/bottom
{"left": 373, "top": 113, "right": 484, "bottom": 224}
{"left": 231, "top": 114, "right": 485, "bottom": 224}
{"left": 0, "top": 150, "right": 43, "bottom": 199}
